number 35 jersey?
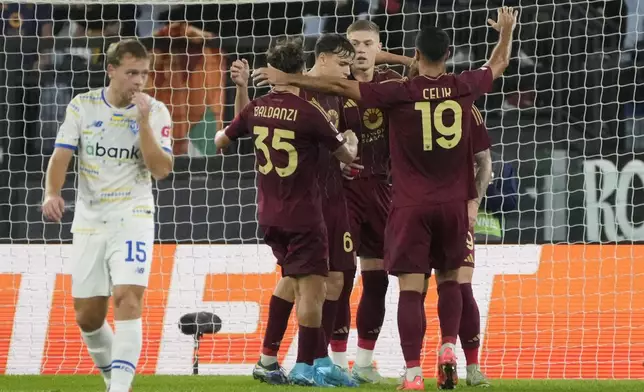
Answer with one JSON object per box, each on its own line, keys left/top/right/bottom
{"left": 357, "top": 68, "right": 494, "bottom": 208}
{"left": 224, "top": 90, "right": 346, "bottom": 230}
{"left": 54, "top": 88, "right": 173, "bottom": 233}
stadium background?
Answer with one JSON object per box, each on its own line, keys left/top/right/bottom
{"left": 1, "top": 0, "right": 644, "bottom": 382}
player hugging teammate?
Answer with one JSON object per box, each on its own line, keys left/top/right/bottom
{"left": 219, "top": 36, "right": 359, "bottom": 387}
{"left": 252, "top": 6, "right": 518, "bottom": 390}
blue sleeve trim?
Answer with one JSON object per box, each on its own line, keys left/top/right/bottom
{"left": 54, "top": 143, "right": 78, "bottom": 151}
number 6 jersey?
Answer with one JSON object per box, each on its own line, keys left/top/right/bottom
{"left": 357, "top": 67, "right": 494, "bottom": 208}
{"left": 224, "top": 90, "right": 346, "bottom": 229}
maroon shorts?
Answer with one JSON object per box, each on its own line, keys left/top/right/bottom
{"left": 384, "top": 201, "right": 470, "bottom": 275}
{"left": 262, "top": 223, "right": 329, "bottom": 277}
{"left": 344, "top": 178, "right": 392, "bottom": 259}
{"left": 322, "top": 196, "right": 356, "bottom": 272}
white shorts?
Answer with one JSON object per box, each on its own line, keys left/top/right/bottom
{"left": 71, "top": 228, "right": 155, "bottom": 298}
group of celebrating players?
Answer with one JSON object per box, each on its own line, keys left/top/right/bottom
{"left": 217, "top": 6, "right": 518, "bottom": 390}
{"left": 41, "top": 6, "right": 517, "bottom": 392}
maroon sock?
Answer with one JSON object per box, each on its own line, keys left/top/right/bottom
{"left": 297, "top": 325, "right": 320, "bottom": 365}
{"left": 437, "top": 281, "right": 462, "bottom": 345}
{"left": 397, "top": 290, "right": 423, "bottom": 368}
{"left": 331, "top": 270, "right": 355, "bottom": 347}
{"left": 459, "top": 283, "right": 481, "bottom": 365}
{"left": 262, "top": 295, "right": 294, "bottom": 356}
{"left": 314, "top": 326, "right": 329, "bottom": 360}
{"left": 357, "top": 270, "right": 388, "bottom": 348}
{"left": 321, "top": 299, "right": 338, "bottom": 343}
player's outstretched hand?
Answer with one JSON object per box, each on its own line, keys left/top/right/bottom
{"left": 42, "top": 194, "right": 65, "bottom": 222}
{"left": 487, "top": 6, "right": 518, "bottom": 33}
{"left": 132, "top": 92, "right": 151, "bottom": 124}
{"left": 231, "top": 59, "right": 250, "bottom": 87}
{"left": 340, "top": 159, "right": 365, "bottom": 180}
{"left": 252, "top": 65, "right": 288, "bottom": 87}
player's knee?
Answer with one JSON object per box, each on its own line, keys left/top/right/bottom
{"left": 456, "top": 266, "right": 474, "bottom": 284}
{"left": 325, "top": 271, "right": 344, "bottom": 300}
{"left": 435, "top": 268, "right": 459, "bottom": 285}
{"left": 274, "top": 277, "right": 296, "bottom": 302}
{"left": 73, "top": 297, "right": 109, "bottom": 332}
{"left": 75, "top": 310, "right": 106, "bottom": 332}
{"left": 295, "top": 275, "right": 326, "bottom": 327}
{"left": 112, "top": 286, "right": 145, "bottom": 319}
{"left": 398, "top": 273, "right": 425, "bottom": 292}
{"left": 360, "top": 258, "right": 384, "bottom": 271}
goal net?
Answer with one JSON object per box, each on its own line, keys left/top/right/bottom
{"left": 1, "top": 0, "right": 643, "bottom": 380}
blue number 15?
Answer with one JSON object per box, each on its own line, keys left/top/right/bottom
{"left": 125, "top": 241, "right": 147, "bottom": 262}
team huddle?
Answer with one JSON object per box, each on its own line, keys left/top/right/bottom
{"left": 218, "top": 6, "right": 517, "bottom": 390}
{"left": 41, "top": 6, "right": 516, "bottom": 392}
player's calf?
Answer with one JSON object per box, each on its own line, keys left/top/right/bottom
{"left": 396, "top": 273, "right": 426, "bottom": 387}
{"left": 75, "top": 297, "right": 113, "bottom": 389}
{"left": 356, "top": 259, "right": 388, "bottom": 371}
{"left": 258, "top": 277, "right": 295, "bottom": 377}
{"left": 321, "top": 271, "right": 344, "bottom": 343}
{"left": 109, "top": 285, "right": 145, "bottom": 392}
{"left": 330, "top": 269, "right": 356, "bottom": 370}
{"left": 435, "top": 269, "right": 463, "bottom": 390}
{"left": 456, "top": 266, "right": 490, "bottom": 387}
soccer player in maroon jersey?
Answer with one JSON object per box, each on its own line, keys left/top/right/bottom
{"left": 215, "top": 38, "right": 358, "bottom": 387}
{"left": 371, "top": 59, "right": 495, "bottom": 387}
{"left": 252, "top": 7, "right": 517, "bottom": 389}
{"left": 231, "top": 35, "right": 359, "bottom": 387}
{"left": 457, "top": 104, "right": 493, "bottom": 387}
{"left": 327, "top": 20, "right": 402, "bottom": 383}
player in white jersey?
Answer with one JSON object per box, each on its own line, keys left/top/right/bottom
{"left": 42, "top": 40, "right": 173, "bottom": 392}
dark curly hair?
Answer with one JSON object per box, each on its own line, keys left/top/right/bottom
{"left": 266, "top": 37, "right": 306, "bottom": 74}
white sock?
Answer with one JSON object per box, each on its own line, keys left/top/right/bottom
{"left": 80, "top": 321, "right": 114, "bottom": 387}
{"left": 355, "top": 347, "right": 373, "bottom": 368}
{"left": 330, "top": 350, "right": 349, "bottom": 369}
{"left": 110, "top": 319, "right": 142, "bottom": 392}
{"left": 406, "top": 366, "right": 423, "bottom": 381}
{"left": 259, "top": 354, "right": 277, "bottom": 367}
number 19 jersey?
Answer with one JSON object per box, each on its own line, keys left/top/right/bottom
{"left": 357, "top": 68, "right": 494, "bottom": 207}
{"left": 55, "top": 88, "right": 173, "bottom": 233}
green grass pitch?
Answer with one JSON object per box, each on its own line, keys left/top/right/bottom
{"left": 0, "top": 376, "right": 642, "bottom": 392}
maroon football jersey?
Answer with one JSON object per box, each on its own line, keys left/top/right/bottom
{"left": 470, "top": 104, "right": 491, "bottom": 154}
{"left": 343, "top": 67, "right": 402, "bottom": 178}
{"left": 358, "top": 67, "right": 494, "bottom": 207}
{"left": 298, "top": 89, "right": 346, "bottom": 200}
{"left": 225, "top": 90, "right": 346, "bottom": 229}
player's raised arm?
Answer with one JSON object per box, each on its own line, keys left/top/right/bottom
{"left": 484, "top": 7, "right": 518, "bottom": 80}
{"left": 252, "top": 65, "right": 363, "bottom": 101}
{"left": 133, "top": 93, "right": 173, "bottom": 180}
{"left": 471, "top": 106, "right": 493, "bottom": 205}
{"left": 43, "top": 98, "right": 81, "bottom": 222}
{"left": 231, "top": 59, "right": 251, "bottom": 116}
{"left": 469, "top": 105, "right": 493, "bottom": 228}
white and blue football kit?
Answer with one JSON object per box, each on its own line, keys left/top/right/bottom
{"left": 55, "top": 88, "right": 172, "bottom": 298}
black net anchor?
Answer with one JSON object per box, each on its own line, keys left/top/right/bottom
{"left": 178, "top": 312, "right": 222, "bottom": 375}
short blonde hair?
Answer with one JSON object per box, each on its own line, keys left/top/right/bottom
{"left": 106, "top": 39, "right": 149, "bottom": 67}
